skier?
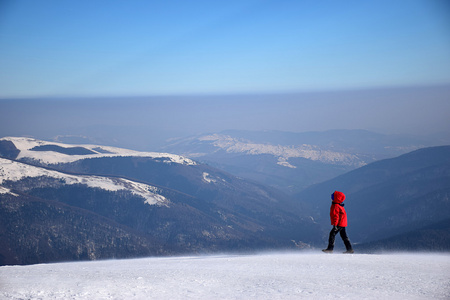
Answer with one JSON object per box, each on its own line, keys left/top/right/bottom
{"left": 322, "top": 191, "right": 354, "bottom": 254}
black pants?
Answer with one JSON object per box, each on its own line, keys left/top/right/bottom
{"left": 326, "top": 226, "right": 353, "bottom": 251}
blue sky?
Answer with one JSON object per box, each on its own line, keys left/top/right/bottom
{"left": 1, "top": 0, "right": 449, "bottom": 98}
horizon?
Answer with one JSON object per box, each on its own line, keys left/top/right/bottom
{"left": 1, "top": 84, "right": 450, "bottom": 151}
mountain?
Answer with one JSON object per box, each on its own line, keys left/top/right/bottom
{"left": 296, "top": 145, "right": 450, "bottom": 250}
{"left": 356, "top": 218, "right": 450, "bottom": 252}
{"left": 0, "top": 190, "right": 168, "bottom": 265}
{"left": 2, "top": 136, "right": 448, "bottom": 264}
{"left": 0, "top": 137, "right": 320, "bottom": 265}
{"left": 160, "top": 129, "right": 444, "bottom": 194}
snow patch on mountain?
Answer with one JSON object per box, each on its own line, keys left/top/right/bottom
{"left": 0, "top": 158, "right": 168, "bottom": 206}
{"left": 202, "top": 172, "right": 216, "bottom": 183}
{"left": 277, "top": 157, "right": 296, "bottom": 168}
{"left": 201, "top": 172, "right": 228, "bottom": 185}
{"left": 1, "top": 137, "right": 197, "bottom": 166}
{"left": 0, "top": 186, "right": 18, "bottom": 196}
{"left": 198, "top": 134, "right": 364, "bottom": 167}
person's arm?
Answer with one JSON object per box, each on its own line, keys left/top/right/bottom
{"left": 330, "top": 205, "right": 340, "bottom": 226}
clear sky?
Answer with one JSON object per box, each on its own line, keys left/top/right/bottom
{"left": 1, "top": 0, "right": 449, "bottom": 98}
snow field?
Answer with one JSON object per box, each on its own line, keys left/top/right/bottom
{"left": 1, "top": 252, "right": 449, "bottom": 299}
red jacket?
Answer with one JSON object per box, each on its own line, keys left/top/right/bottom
{"left": 330, "top": 191, "right": 348, "bottom": 227}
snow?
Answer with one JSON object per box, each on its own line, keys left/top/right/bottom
{"left": 197, "top": 134, "right": 364, "bottom": 167}
{"left": 0, "top": 186, "right": 18, "bottom": 196}
{"left": 1, "top": 252, "right": 449, "bottom": 300}
{"left": 0, "top": 158, "right": 168, "bottom": 206}
{"left": 277, "top": 157, "right": 296, "bottom": 168}
{"left": 202, "top": 172, "right": 216, "bottom": 183}
{"left": 1, "top": 137, "right": 197, "bottom": 166}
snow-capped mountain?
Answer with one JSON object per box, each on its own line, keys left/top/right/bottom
{"left": 0, "top": 157, "right": 168, "bottom": 206}
{"left": 161, "top": 129, "right": 440, "bottom": 194}
{"left": 0, "top": 137, "right": 321, "bottom": 266}
{"left": 1, "top": 136, "right": 196, "bottom": 166}
{"left": 2, "top": 136, "right": 448, "bottom": 265}
{"left": 192, "top": 133, "right": 364, "bottom": 168}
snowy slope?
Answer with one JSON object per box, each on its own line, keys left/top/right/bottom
{"left": 1, "top": 137, "right": 196, "bottom": 165}
{"left": 1, "top": 252, "right": 449, "bottom": 300}
{"left": 184, "top": 133, "right": 364, "bottom": 167}
{"left": 0, "top": 186, "right": 18, "bottom": 196}
{"left": 160, "top": 132, "right": 372, "bottom": 194}
{"left": 0, "top": 157, "right": 168, "bottom": 206}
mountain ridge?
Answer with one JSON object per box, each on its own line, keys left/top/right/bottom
{"left": 1, "top": 136, "right": 449, "bottom": 265}
{"left": 296, "top": 145, "right": 450, "bottom": 246}
{"left": 160, "top": 129, "right": 445, "bottom": 193}
{"left": 0, "top": 137, "right": 320, "bottom": 265}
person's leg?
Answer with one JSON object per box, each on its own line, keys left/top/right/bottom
{"left": 325, "top": 227, "right": 339, "bottom": 251}
{"left": 339, "top": 227, "right": 353, "bottom": 252}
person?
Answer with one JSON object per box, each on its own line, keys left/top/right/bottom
{"left": 322, "top": 191, "right": 354, "bottom": 254}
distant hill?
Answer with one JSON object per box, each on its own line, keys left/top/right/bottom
{"left": 160, "top": 129, "right": 445, "bottom": 194}
{"left": 355, "top": 218, "right": 450, "bottom": 252}
{"left": 296, "top": 145, "right": 450, "bottom": 250}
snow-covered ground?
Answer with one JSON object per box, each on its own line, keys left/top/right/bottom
{"left": 1, "top": 252, "right": 449, "bottom": 299}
